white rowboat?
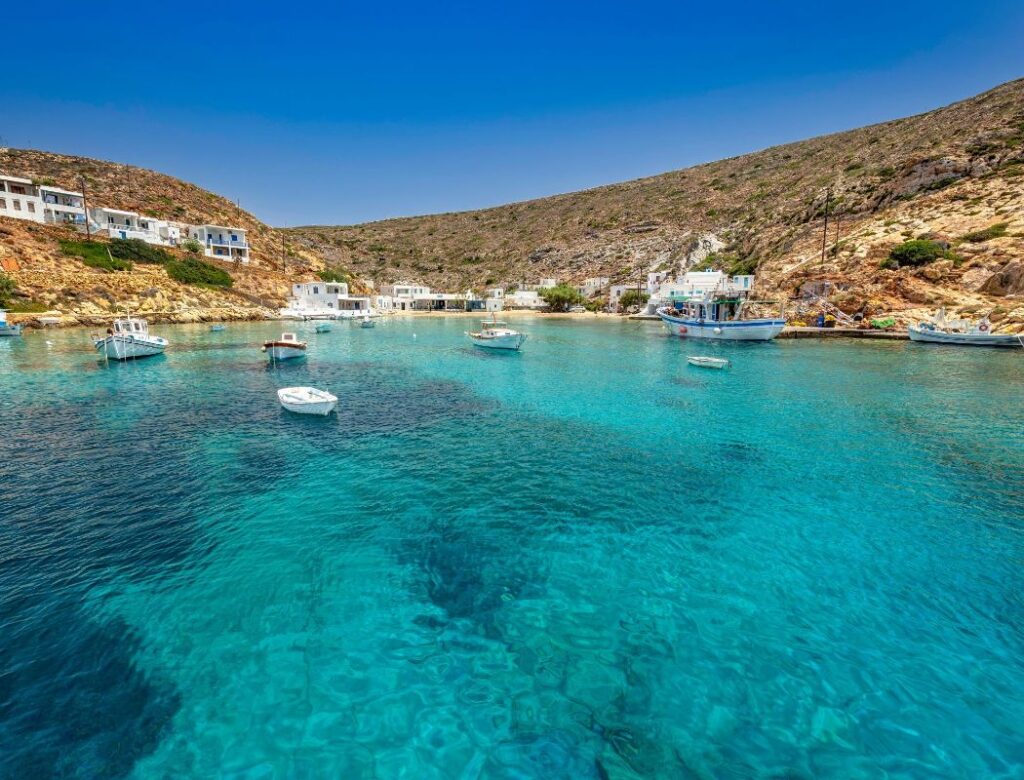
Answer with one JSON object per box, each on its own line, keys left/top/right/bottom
{"left": 687, "top": 356, "right": 730, "bottom": 369}
{"left": 278, "top": 386, "right": 338, "bottom": 416}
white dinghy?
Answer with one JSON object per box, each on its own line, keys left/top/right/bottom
{"left": 908, "top": 309, "right": 1022, "bottom": 347}
{"left": 687, "top": 356, "right": 730, "bottom": 369}
{"left": 277, "top": 386, "right": 338, "bottom": 416}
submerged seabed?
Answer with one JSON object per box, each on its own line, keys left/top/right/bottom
{"left": 1, "top": 318, "right": 1022, "bottom": 778}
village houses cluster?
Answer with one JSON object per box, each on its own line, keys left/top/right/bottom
{"left": 0, "top": 172, "right": 250, "bottom": 264}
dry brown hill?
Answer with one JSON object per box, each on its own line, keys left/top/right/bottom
{"left": 285, "top": 78, "right": 1024, "bottom": 326}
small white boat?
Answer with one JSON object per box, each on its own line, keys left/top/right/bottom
{"left": 468, "top": 318, "right": 525, "bottom": 351}
{"left": 262, "top": 332, "right": 307, "bottom": 360}
{"left": 209, "top": 324, "right": 226, "bottom": 332}
{"left": 278, "top": 386, "right": 338, "bottom": 416}
{"left": 38, "top": 316, "right": 61, "bottom": 327}
{"left": 315, "top": 322, "right": 332, "bottom": 333}
{"left": 359, "top": 317, "right": 375, "bottom": 329}
{"left": 687, "top": 356, "right": 730, "bottom": 369}
{"left": 0, "top": 309, "right": 23, "bottom": 337}
{"left": 92, "top": 316, "right": 167, "bottom": 359}
{"left": 908, "top": 312, "right": 1022, "bottom": 347}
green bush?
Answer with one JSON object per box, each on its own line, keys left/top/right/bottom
{"left": 884, "top": 239, "right": 955, "bottom": 268}
{"left": 166, "top": 258, "right": 233, "bottom": 288}
{"left": 109, "top": 238, "right": 174, "bottom": 264}
{"left": 539, "top": 284, "right": 585, "bottom": 312}
{"left": 618, "top": 289, "right": 650, "bottom": 309}
{"left": 182, "top": 238, "right": 203, "bottom": 254}
{"left": 960, "top": 223, "right": 1008, "bottom": 243}
{"left": 0, "top": 271, "right": 15, "bottom": 305}
{"left": 318, "top": 267, "right": 349, "bottom": 283}
{"left": 59, "top": 239, "right": 132, "bottom": 271}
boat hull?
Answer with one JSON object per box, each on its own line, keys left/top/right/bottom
{"left": 908, "top": 326, "right": 1022, "bottom": 347}
{"left": 265, "top": 345, "right": 306, "bottom": 360}
{"left": 470, "top": 333, "right": 525, "bottom": 350}
{"left": 657, "top": 309, "right": 785, "bottom": 341}
{"left": 0, "top": 324, "right": 22, "bottom": 337}
{"left": 277, "top": 388, "right": 337, "bottom": 416}
{"left": 93, "top": 334, "right": 167, "bottom": 359}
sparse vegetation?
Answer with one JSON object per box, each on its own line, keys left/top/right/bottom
{"left": 882, "top": 239, "right": 957, "bottom": 269}
{"left": 960, "top": 223, "right": 1008, "bottom": 243}
{"left": 182, "top": 238, "right": 203, "bottom": 254}
{"left": 165, "top": 258, "right": 233, "bottom": 287}
{"left": 109, "top": 238, "right": 174, "bottom": 264}
{"left": 0, "top": 272, "right": 16, "bottom": 306}
{"left": 318, "top": 267, "right": 349, "bottom": 283}
{"left": 59, "top": 239, "right": 133, "bottom": 271}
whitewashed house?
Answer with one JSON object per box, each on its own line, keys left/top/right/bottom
{"left": 189, "top": 224, "right": 248, "bottom": 264}
{"left": 40, "top": 185, "right": 86, "bottom": 226}
{"left": 88, "top": 207, "right": 160, "bottom": 242}
{"left": 282, "top": 282, "right": 371, "bottom": 319}
{"left": 506, "top": 290, "right": 547, "bottom": 309}
{"left": 0, "top": 174, "right": 44, "bottom": 223}
{"left": 380, "top": 282, "right": 431, "bottom": 311}
{"left": 577, "top": 276, "right": 609, "bottom": 298}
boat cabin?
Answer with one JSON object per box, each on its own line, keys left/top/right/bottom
{"left": 668, "top": 298, "right": 745, "bottom": 322}
{"left": 111, "top": 318, "right": 149, "bottom": 335}
{"left": 280, "top": 332, "right": 299, "bottom": 342}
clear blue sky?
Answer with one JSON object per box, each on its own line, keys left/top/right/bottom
{"left": 3, "top": 1, "right": 1022, "bottom": 226}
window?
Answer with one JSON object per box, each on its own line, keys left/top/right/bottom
{"left": 0, "top": 198, "right": 5, "bottom": 209}
{"left": 13, "top": 200, "right": 21, "bottom": 211}
{"left": 27, "top": 202, "right": 35, "bottom": 213}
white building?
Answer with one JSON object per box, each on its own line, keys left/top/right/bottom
{"left": 189, "top": 224, "right": 249, "bottom": 264}
{"left": 608, "top": 284, "right": 641, "bottom": 310}
{"left": 505, "top": 290, "right": 547, "bottom": 309}
{"left": 485, "top": 297, "right": 504, "bottom": 312}
{"left": 40, "top": 185, "right": 86, "bottom": 227}
{"left": 379, "top": 282, "right": 431, "bottom": 311}
{"left": 577, "top": 276, "right": 609, "bottom": 298}
{"left": 0, "top": 174, "right": 44, "bottom": 223}
{"left": 486, "top": 287, "right": 505, "bottom": 299}
{"left": 283, "top": 281, "right": 371, "bottom": 319}
{"left": 88, "top": 207, "right": 158, "bottom": 242}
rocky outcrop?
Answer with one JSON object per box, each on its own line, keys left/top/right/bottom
{"left": 979, "top": 261, "right": 1024, "bottom": 296}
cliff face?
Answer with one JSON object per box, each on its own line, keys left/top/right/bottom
{"left": 285, "top": 78, "right": 1024, "bottom": 327}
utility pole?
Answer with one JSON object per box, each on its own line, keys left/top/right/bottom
{"left": 81, "top": 176, "right": 91, "bottom": 241}
{"left": 820, "top": 188, "right": 832, "bottom": 268}
{"left": 126, "top": 167, "right": 132, "bottom": 208}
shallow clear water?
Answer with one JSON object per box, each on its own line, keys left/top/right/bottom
{"left": 1, "top": 317, "right": 1022, "bottom": 779}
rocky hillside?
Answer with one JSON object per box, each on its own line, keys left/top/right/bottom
{"left": 0, "top": 148, "right": 332, "bottom": 325}
{"left": 286, "top": 78, "right": 1024, "bottom": 326}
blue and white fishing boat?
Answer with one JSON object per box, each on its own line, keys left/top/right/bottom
{"left": 908, "top": 309, "right": 1023, "bottom": 348}
{"left": 656, "top": 272, "right": 784, "bottom": 341}
{"left": 0, "top": 309, "right": 22, "bottom": 337}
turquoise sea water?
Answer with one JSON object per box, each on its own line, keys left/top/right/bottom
{"left": 1, "top": 317, "right": 1022, "bottom": 779}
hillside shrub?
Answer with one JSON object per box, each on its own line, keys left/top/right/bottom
{"left": 182, "top": 238, "right": 203, "bottom": 254}
{"left": 165, "top": 258, "right": 233, "bottom": 287}
{"left": 960, "top": 223, "right": 1008, "bottom": 243}
{"left": 59, "top": 239, "right": 132, "bottom": 271}
{"left": 0, "top": 272, "right": 15, "bottom": 305}
{"left": 318, "top": 267, "right": 349, "bottom": 283}
{"left": 109, "top": 238, "right": 174, "bottom": 264}
{"left": 883, "top": 239, "right": 956, "bottom": 269}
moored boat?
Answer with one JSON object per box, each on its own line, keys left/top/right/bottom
{"left": 210, "top": 324, "right": 226, "bottom": 332}
{"left": 687, "top": 355, "right": 730, "bottom": 369}
{"left": 908, "top": 311, "right": 1022, "bottom": 347}
{"left": 0, "top": 309, "right": 23, "bottom": 337}
{"left": 278, "top": 386, "right": 338, "bottom": 416}
{"left": 262, "top": 332, "right": 307, "bottom": 360}
{"left": 468, "top": 319, "right": 525, "bottom": 350}
{"left": 315, "top": 322, "right": 332, "bottom": 333}
{"left": 359, "top": 316, "right": 375, "bottom": 329}
{"left": 655, "top": 271, "right": 784, "bottom": 341}
{"left": 92, "top": 316, "right": 167, "bottom": 359}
